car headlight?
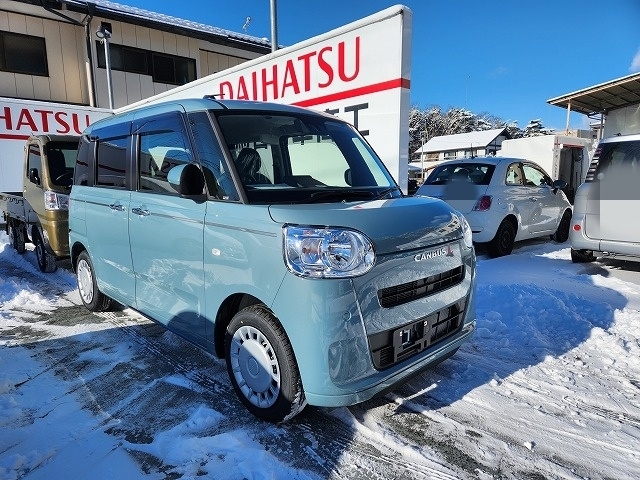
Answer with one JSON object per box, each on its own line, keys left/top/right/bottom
{"left": 284, "top": 226, "right": 375, "bottom": 278}
{"left": 457, "top": 212, "right": 473, "bottom": 249}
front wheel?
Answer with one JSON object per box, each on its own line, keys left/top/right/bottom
{"left": 488, "top": 219, "right": 515, "bottom": 258}
{"left": 553, "top": 209, "right": 572, "bottom": 243}
{"left": 225, "top": 305, "right": 306, "bottom": 423}
{"left": 33, "top": 231, "right": 57, "bottom": 272}
{"left": 76, "top": 250, "right": 112, "bottom": 311}
{"left": 8, "top": 221, "right": 26, "bottom": 254}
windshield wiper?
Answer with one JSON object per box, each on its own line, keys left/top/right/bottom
{"left": 372, "top": 186, "right": 401, "bottom": 200}
{"left": 309, "top": 189, "right": 374, "bottom": 203}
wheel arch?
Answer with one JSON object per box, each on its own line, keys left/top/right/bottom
{"left": 502, "top": 213, "right": 519, "bottom": 234}
{"left": 213, "top": 293, "right": 267, "bottom": 359}
{"left": 70, "top": 241, "right": 87, "bottom": 273}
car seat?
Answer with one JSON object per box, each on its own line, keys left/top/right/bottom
{"left": 235, "top": 148, "right": 270, "bottom": 184}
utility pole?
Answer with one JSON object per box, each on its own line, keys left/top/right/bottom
{"left": 270, "top": 0, "right": 278, "bottom": 52}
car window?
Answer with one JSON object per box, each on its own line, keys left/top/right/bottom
{"left": 137, "top": 113, "right": 196, "bottom": 195}
{"left": 522, "top": 164, "right": 551, "bottom": 187}
{"left": 96, "top": 136, "right": 128, "bottom": 188}
{"left": 594, "top": 139, "right": 640, "bottom": 201}
{"left": 188, "top": 111, "right": 239, "bottom": 201}
{"left": 424, "top": 163, "right": 494, "bottom": 185}
{"left": 505, "top": 163, "right": 524, "bottom": 186}
{"left": 595, "top": 141, "right": 640, "bottom": 177}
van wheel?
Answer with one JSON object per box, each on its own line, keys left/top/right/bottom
{"left": 76, "top": 250, "right": 112, "bottom": 311}
{"left": 33, "top": 231, "right": 57, "bottom": 273}
{"left": 225, "top": 305, "right": 306, "bottom": 423}
{"left": 8, "top": 221, "right": 26, "bottom": 254}
{"left": 571, "top": 248, "right": 596, "bottom": 263}
{"left": 553, "top": 209, "right": 572, "bottom": 243}
{"left": 488, "top": 219, "right": 515, "bottom": 257}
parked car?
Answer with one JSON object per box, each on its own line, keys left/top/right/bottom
{"left": 570, "top": 133, "right": 640, "bottom": 263}
{"left": 415, "top": 156, "right": 572, "bottom": 257}
{"left": 68, "top": 98, "right": 477, "bottom": 423}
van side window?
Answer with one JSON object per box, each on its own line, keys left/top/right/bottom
{"left": 96, "top": 136, "right": 128, "bottom": 188}
{"left": 136, "top": 113, "right": 195, "bottom": 195}
{"left": 75, "top": 136, "right": 92, "bottom": 186}
{"left": 188, "top": 111, "right": 239, "bottom": 201}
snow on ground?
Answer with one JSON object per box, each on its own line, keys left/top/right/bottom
{"left": 1, "top": 231, "right": 640, "bottom": 479}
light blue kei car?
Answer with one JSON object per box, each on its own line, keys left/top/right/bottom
{"left": 69, "top": 98, "right": 476, "bottom": 422}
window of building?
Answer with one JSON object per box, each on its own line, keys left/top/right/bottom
{"left": 96, "top": 42, "right": 196, "bottom": 85}
{"left": 0, "top": 31, "right": 48, "bottom": 76}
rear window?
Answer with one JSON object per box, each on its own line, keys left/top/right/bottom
{"left": 585, "top": 140, "right": 640, "bottom": 182}
{"left": 424, "top": 163, "right": 495, "bottom": 185}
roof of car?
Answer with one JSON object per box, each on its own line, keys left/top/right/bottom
{"left": 84, "top": 98, "right": 338, "bottom": 134}
{"left": 433, "top": 156, "right": 526, "bottom": 166}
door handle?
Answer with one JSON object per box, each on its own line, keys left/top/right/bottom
{"left": 131, "top": 207, "right": 150, "bottom": 216}
{"left": 529, "top": 197, "right": 538, "bottom": 202}
{"left": 109, "top": 203, "right": 125, "bottom": 211}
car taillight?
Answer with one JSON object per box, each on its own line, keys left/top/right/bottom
{"left": 473, "top": 195, "right": 492, "bottom": 211}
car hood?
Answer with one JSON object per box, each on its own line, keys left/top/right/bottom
{"left": 415, "top": 183, "right": 488, "bottom": 214}
{"left": 268, "top": 196, "right": 463, "bottom": 255}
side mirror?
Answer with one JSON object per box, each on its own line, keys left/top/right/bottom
{"left": 167, "top": 163, "right": 205, "bottom": 197}
{"left": 552, "top": 179, "right": 567, "bottom": 193}
{"left": 344, "top": 168, "right": 352, "bottom": 186}
{"left": 29, "top": 168, "right": 41, "bottom": 185}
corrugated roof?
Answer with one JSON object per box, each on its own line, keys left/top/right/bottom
{"left": 547, "top": 73, "right": 640, "bottom": 115}
{"left": 61, "top": 0, "right": 272, "bottom": 49}
{"left": 415, "top": 127, "right": 507, "bottom": 154}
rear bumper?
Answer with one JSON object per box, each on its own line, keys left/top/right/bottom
{"left": 570, "top": 213, "right": 640, "bottom": 258}
{"left": 464, "top": 211, "right": 504, "bottom": 243}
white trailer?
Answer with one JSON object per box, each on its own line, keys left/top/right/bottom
{"left": 116, "top": 5, "right": 413, "bottom": 192}
{"left": 0, "top": 97, "right": 111, "bottom": 194}
{"left": 498, "top": 134, "right": 593, "bottom": 202}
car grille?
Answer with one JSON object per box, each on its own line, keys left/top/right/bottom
{"left": 377, "top": 265, "right": 464, "bottom": 308}
{"left": 369, "top": 299, "right": 466, "bottom": 369}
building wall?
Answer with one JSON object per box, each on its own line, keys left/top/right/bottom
{"left": 0, "top": 1, "right": 266, "bottom": 108}
{"left": 0, "top": 7, "right": 89, "bottom": 103}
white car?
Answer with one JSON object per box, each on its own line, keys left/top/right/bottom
{"left": 570, "top": 134, "right": 640, "bottom": 263}
{"left": 415, "top": 156, "right": 572, "bottom": 257}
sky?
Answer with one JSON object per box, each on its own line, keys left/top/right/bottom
{"left": 2, "top": 232, "right": 640, "bottom": 479}
{"left": 114, "top": 0, "right": 640, "bottom": 132}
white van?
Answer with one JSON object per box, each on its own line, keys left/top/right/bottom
{"left": 570, "top": 134, "right": 640, "bottom": 262}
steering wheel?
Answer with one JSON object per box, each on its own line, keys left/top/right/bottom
{"left": 55, "top": 172, "right": 73, "bottom": 185}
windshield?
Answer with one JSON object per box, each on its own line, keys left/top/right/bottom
{"left": 47, "top": 141, "right": 79, "bottom": 188}
{"left": 214, "top": 112, "right": 398, "bottom": 204}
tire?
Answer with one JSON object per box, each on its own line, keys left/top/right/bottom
{"left": 553, "top": 209, "right": 571, "bottom": 243}
{"left": 487, "top": 219, "right": 516, "bottom": 258}
{"left": 76, "top": 250, "right": 112, "bottom": 311}
{"left": 33, "top": 230, "right": 57, "bottom": 273}
{"left": 225, "top": 305, "right": 306, "bottom": 423}
{"left": 8, "top": 221, "right": 26, "bottom": 254}
{"left": 571, "top": 248, "right": 596, "bottom": 263}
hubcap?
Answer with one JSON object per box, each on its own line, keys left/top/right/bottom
{"left": 77, "top": 259, "right": 94, "bottom": 304}
{"left": 230, "top": 325, "right": 280, "bottom": 408}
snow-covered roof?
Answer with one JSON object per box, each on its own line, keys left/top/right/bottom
{"left": 61, "top": 0, "right": 272, "bottom": 49}
{"left": 414, "top": 127, "right": 507, "bottom": 155}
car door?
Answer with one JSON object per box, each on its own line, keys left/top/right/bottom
{"left": 82, "top": 128, "right": 135, "bottom": 305}
{"left": 128, "top": 111, "right": 207, "bottom": 346}
{"left": 501, "top": 162, "right": 536, "bottom": 236}
{"left": 521, "top": 163, "right": 562, "bottom": 234}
